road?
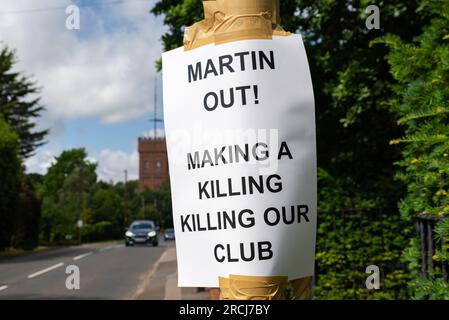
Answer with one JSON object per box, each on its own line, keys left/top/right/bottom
{"left": 0, "top": 240, "right": 170, "bottom": 300}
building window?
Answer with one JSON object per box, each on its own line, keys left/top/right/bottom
{"left": 156, "top": 161, "right": 161, "bottom": 173}
{"left": 144, "top": 161, "right": 149, "bottom": 172}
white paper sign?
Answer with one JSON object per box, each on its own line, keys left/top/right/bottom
{"left": 162, "top": 34, "right": 316, "bottom": 287}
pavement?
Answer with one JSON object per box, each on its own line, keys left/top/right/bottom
{"left": 134, "top": 244, "right": 209, "bottom": 300}
{"left": 0, "top": 238, "right": 208, "bottom": 300}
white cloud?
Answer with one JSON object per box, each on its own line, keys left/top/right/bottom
{"left": 95, "top": 149, "right": 139, "bottom": 183}
{"left": 25, "top": 147, "right": 138, "bottom": 184}
{"left": 0, "top": 0, "right": 165, "bottom": 124}
{"left": 24, "top": 148, "right": 59, "bottom": 175}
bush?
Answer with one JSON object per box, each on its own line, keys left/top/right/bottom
{"left": 314, "top": 208, "right": 412, "bottom": 299}
{"left": 382, "top": 0, "right": 449, "bottom": 298}
{"left": 82, "top": 221, "right": 115, "bottom": 242}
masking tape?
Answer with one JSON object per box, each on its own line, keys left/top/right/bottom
{"left": 218, "top": 275, "right": 312, "bottom": 300}
{"left": 184, "top": 0, "right": 290, "bottom": 51}
{"left": 218, "top": 277, "right": 231, "bottom": 300}
{"left": 290, "top": 276, "right": 313, "bottom": 300}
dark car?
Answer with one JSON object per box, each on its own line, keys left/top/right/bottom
{"left": 164, "top": 228, "right": 175, "bottom": 241}
{"left": 125, "top": 220, "right": 158, "bottom": 247}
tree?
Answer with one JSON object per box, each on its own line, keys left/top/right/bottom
{"left": 151, "top": 0, "right": 204, "bottom": 52}
{"left": 92, "top": 186, "right": 123, "bottom": 238}
{"left": 43, "top": 148, "right": 97, "bottom": 196}
{"left": 92, "top": 188, "right": 122, "bottom": 223}
{"left": 0, "top": 118, "right": 21, "bottom": 250}
{"left": 383, "top": 0, "right": 449, "bottom": 299}
{"left": 0, "top": 46, "right": 48, "bottom": 158}
{"left": 41, "top": 148, "right": 97, "bottom": 243}
{"left": 0, "top": 45, "right": 46, "bottom": 250}
{"left": 14, "top": 175, "right": 42, "bottom": 250}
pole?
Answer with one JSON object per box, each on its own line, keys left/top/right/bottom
{"left": 149, "top": 75, "right": 163, "bottom": 139}
{"left": 154, "top": 78, "right": 157, "bottom": 139}
{"left": 124, "top": 169, "right": 128, "bottom": 227}
{"left": 78, "top": 164, "right": 84, "bottom": 245}
{"left": 142, "top": 196, "right": 145, "bottom": 220}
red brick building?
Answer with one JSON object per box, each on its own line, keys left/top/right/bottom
{"left": 138, "top": 137, "right": 169, "bottom": 190}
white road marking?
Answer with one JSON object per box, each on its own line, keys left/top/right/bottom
{"left": 100, "top": 245, "right": 114, "bottom": 252}
{"left": 28, "top": 262, "right": 64, "bottom": 279}
{"left": 73, "top": 251, "right": 93, "bottom": 261}
{"left": 0, "top": 285, "right": 8, "bottom": 291}
{"left": 113, "top": 245, "right": 124, "bottom": 249}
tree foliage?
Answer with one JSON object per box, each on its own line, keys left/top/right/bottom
{"left": 0, "top": 46, "right": 46, "bottom": 250}
{"left": 382, "top": 0, "right": 449, "bottom": 298}
{"left": 0, "top": 118, "right": 21, "bottom": 250}
{"left": 91, "top": 186, "right": 123, "bottom": 238}
{"left": 14, "top": 176, "right": 42, "bottom": 250}
{"left": 0, "top": 122, "right": 42, "bottom": 251}
{"left": 40, "top": 148, "right": 97, "bottom": 243}
{"left": 0, "top": 46, "right": 48, "bottom": 158}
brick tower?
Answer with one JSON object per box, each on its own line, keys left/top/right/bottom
{"left": 138, "top": 137, "right": 169, "bottom": 190}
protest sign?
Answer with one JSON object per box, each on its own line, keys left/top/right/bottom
{"left": 162, "top": 34, "right": 316, "bottom": 287}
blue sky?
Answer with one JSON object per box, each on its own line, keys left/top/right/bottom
{"left": 0, "top": 0, "right": 167, "bottom": 181}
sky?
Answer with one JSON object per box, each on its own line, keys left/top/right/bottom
{"left": 0, "top": 0, "right": 167, "bottom": 182}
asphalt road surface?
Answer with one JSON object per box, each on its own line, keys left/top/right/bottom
{"left": 0, "top": 239, "right": 170, "bottom": 299}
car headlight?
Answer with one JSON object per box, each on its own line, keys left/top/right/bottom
{"left": 148, "top": 231, "right": 156, "bottom": 237}
{"left": 125, "top": 231, "right": 134, "bottom": 237}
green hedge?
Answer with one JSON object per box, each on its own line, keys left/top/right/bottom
{"left": 381, "top": 0, "right": 449, "bottom": 298}
{"left": 314, "top": 208, "right": 412, "bottom": 299}
{"left": 82, "top": 221, "right": 117, "bottom": 242}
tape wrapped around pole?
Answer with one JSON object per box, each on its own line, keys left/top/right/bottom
{"left": 218, "top": 275, "right": 312, "bottom": 300}
{"left": 184, "top": 0, "right": 290, "bottom": 51}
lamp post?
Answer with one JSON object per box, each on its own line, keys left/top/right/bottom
{"left": 77, "top": 164, "right": 84, "bottom": 245}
